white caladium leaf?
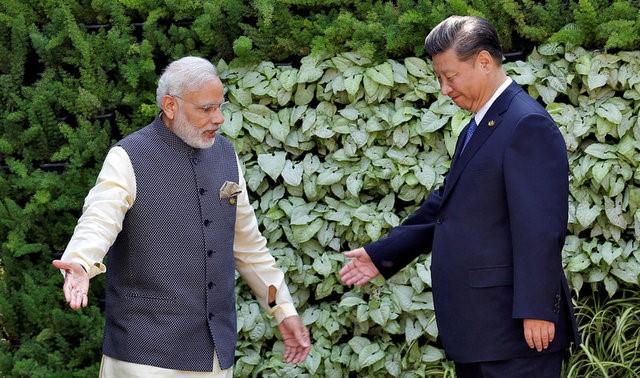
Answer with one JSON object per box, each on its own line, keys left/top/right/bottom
{"left": 584, "top": 143, "right": 616, "bottom": 159}
{"left": 268, "top": 120, "right": 289, "bottom": 143}
{"left": 604, "top": 196, "right": 628, "bottom": 229}
{"left": 344, "top": 74, "right": 363, "bottom": 96}
{"left": 282, "top": 160, "right": 303, "bottom": 186}
{"left": 241, "top": 71, "right": 263, "bottom": 88}
{"left": 576, "top": 202, "right": 601, "bottom": 227}
{"left": 610, "top": 258, "right": 640, "bottom": 284}
{"left": 359, "top": 344, "right": 384, "bottom": 368}
{"left": 603, "top": 275, "right": 619, "bottom": 297}
{"left": 295, "top": 83, "right": 315, "bottom": 105}
{"left": 597, "top": 102, "right": 623, "bottom": 124}
{"left": 292, "top": 218, "right": 324, "bottom": 243}
{"left": 568, "top": 253, "right": 591, "bottom": 272}
{"left": 404, "top": 57, "right": 429, "bottom": 78}
{"left": 317, "top": 168, "right": 344, "bottom": 186}
{"left": 339, "top": 107, "right": 359, "bottom": 121}
{"left": 362, "top": 75, "right": 379, "bottom": 98}
{"left": 405, "top": 318, "right": 422, "bottom": 343}
{"left": 298, "top": 56, "right": 324, "bottom": 83}
{"left": 390, "top": 59, "right": 409, "bottom": 84}
{"left": 221, "top": 111, "right": 243, "bottom": 138}
{"left": 365, "top": 63, "right": 394, "bottom": 86}
{"left": 312, "top": 254, "right": 333, "bottom": 276}
{"left": 257, "top": 152, "right": 286, "bottom": 180}
{"left": 422, "top": 345, "right": 445, "bottom": 362}
{"left": 587, "top": 73, "right": 608, "bottom": 90}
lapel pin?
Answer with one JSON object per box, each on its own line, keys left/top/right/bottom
{"left": 488, "top": 120, "right": 495, "bottom": 127}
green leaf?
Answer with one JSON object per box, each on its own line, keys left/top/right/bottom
{"left": 339, "top": 296, "right": 366, "bottom": 308}
{"left": 292, "top": 218, "right": 324, "bottom": 243}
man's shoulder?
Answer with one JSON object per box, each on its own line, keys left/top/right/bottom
{"left": 115, "top": 121, "right": 156, "bottom": 149}
{"left": 506, "top": 89, "right": 554, "bottom": 124}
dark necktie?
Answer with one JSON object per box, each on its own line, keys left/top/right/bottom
{"left": 460, "top": 118, "right": 478, "bottom": 153}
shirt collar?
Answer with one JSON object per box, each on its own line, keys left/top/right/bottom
{"left": 474, "top": 77, "right": 513, "bottom": 125}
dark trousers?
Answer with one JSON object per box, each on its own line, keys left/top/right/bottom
{"left": 454, "top": 352, "right": 563, "bottom": 378}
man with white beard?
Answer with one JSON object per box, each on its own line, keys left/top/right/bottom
{"left": 53, "top": 56, "right": 310, "bottom": 377}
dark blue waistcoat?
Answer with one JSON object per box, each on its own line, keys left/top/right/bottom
{"left": 103, "top": 116, "right": 239, "bottom": 371}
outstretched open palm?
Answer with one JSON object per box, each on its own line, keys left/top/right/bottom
{"left": 277, "top": 315, "right": 311, "bottom": 364}
{"left": 339, "top": 247, "right": 380, "bottom": 286}
{"left": 52, "top": 260, "right": 90, "bottom": 310}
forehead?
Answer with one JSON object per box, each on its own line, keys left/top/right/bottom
{"left": 431, "top": 49, "right": 468, "bottom": 74}
{"left": 183, "top": 78, "right": 224, "bottom": 100}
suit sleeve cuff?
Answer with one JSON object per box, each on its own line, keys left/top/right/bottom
{"left": 271, "top": 303, "right": 298, "bottom": 324}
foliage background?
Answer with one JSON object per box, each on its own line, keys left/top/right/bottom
{"left": 1, "top": 0, "right": 639, "bottom": 377}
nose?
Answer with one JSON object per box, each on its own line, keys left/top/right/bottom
{"left": 211, "top": 108, "right": 224, "bottom": 125}
{"left": 440, "top": 80, "right": 452, "bottom": 96}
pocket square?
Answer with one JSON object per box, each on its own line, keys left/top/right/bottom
{"left": 219, "top": 181, "right": 242, "bottom": 205}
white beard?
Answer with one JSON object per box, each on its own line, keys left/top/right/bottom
{"left": 171, "top": 110, "right": 216, "bottom": 149}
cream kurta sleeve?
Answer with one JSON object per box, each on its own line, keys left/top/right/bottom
{"left": 61, "top": 146, "right": 136, "bottom": 278}
{"left": 233, "top": 155, "right": 298, "bottom": 324}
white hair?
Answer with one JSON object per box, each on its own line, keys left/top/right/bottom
{"left": 156, "top": 56, "right": 219, "bottom": 108}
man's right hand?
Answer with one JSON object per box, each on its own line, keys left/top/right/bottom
{"left": 52, "top": 260, "right": 89, "bottom": 310}
{"left": 339, "top": 247, "right": 380, "bottom": 286}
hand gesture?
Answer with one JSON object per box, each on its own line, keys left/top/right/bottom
{"left": 277, "top": 315, "right": 311, "bottom": 364}
{"left": 339, "top": 247, "right": 380, "bottom": 286}
{"left": 523, "top": 319, "right": 555, "bottom": 352}
{"left": 52, "top": 260, "right": 90, "bottom": 310}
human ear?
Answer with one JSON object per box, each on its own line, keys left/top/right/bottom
{"left": 476, "top": 50, "right": 493, "bottom": 71}
{"left": 161, "top": 95, "right": 177, "bottom": 120}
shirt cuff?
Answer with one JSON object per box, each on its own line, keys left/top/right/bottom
{"left": 271, "top": 303, "right": 298, "bottom": 324}
{"left": 60, "top": 257, "right": 106, "bottom": 279}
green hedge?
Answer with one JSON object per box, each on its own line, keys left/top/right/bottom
{"left": 2, "top": 42, "right": 640, "bottom": 376}
{"left": 3, "top": 1, "right": 640, "bottom": 71}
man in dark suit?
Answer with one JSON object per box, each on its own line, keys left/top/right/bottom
{"left": 339, "top": 16, "right": 579, "bottom": 377}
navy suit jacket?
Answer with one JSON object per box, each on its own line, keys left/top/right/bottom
{"left": 366, "top": 81, "right": 580, "bottom": 363}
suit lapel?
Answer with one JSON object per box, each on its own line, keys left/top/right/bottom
{"left": 441, "top": 82, "right": 522, "bottom": 202}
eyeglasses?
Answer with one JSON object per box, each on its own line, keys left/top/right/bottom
{"left": 170, "top": 93, "right": 229, "bottom": 115}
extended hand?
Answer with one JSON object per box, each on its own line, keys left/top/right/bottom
{"left": 52, "top": 260, "right": 90, "bottom": 310}
{"left": 523, "top": 318, "right": 555, "bottom": 352}
{"left": 277, "top": 315, "right": 311, "bottom": 364}
{"left": 339, "top": 247, "right": 380, "bottom": 286}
